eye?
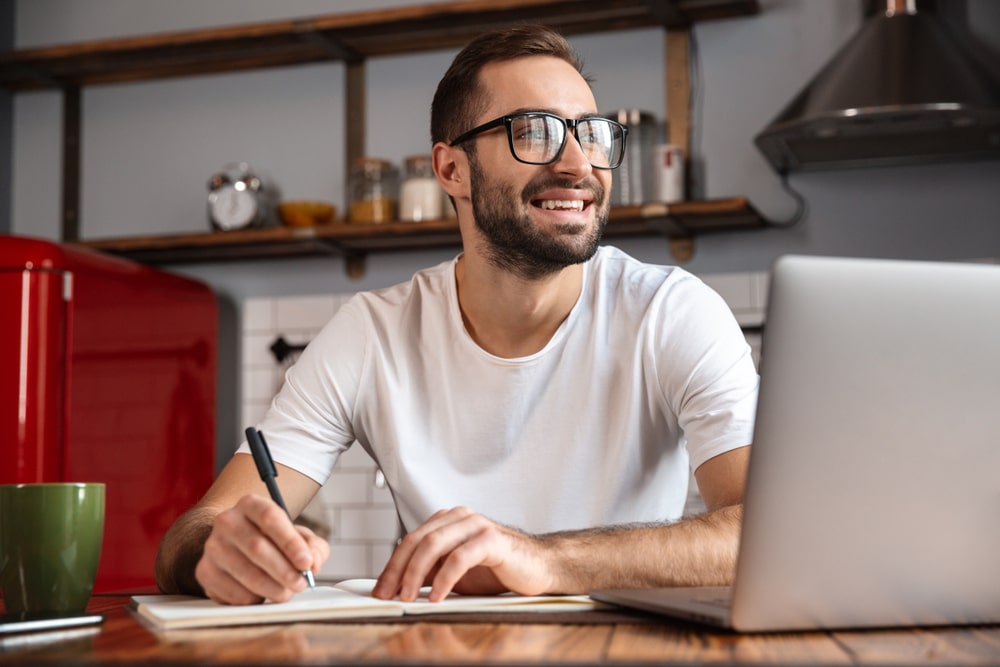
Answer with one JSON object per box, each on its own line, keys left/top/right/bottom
{"left": 578, "top": 120, "right": 610, "bottom": 146}
{"left": 512, "top": 117, "right": 552, "bottom": 142}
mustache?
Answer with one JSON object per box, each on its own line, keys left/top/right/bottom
{"left": 522, "top": 176, "right": 606, "bottom": 205}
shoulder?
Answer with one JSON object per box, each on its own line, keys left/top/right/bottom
{"left": 288, "top": 258, "right": 458, "bottom": 393}
{"left": 587, "top": 245, "right": 717, "bottom": 311}
{"left": 303, "top": 257, "right": 456, "bottom": 357}
{"left": 343, "top": 257, "right": 456, "bottom": 321}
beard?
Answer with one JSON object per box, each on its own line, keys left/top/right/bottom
{"left": 468, "top": 154, "right": 609, "bottom": 281}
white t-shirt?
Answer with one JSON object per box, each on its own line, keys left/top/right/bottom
{"left": 246, "top": 246, "right": 758, "bottom": 534}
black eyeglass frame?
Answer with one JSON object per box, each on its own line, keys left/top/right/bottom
{"left": 448, "top": 112, "right": 628, "bottom": 170}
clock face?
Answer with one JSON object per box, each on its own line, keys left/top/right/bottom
{"left": 208, "top": 184, "right": 259, "bottom": 230}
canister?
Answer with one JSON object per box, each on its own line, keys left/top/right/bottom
{"left": 349, "top": 158, "right": 398, "bottom": 224}
{"left": 603, "top": 109, "right": 662, "bottom": 206}
{"left": 399, "top": 155, "right": 442, "bottom": 222}
{"left": 651, "top": 144, "right": 685, "bottom": 203}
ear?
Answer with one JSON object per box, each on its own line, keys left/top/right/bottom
{"left": 433, "top": 142, "right": 469, "bottom": 201}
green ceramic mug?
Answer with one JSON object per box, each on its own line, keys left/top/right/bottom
{"left": 0, "top": 483, "right": 105, "bottom": 614}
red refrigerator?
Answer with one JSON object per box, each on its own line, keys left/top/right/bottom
{"left": 0, "top": 234, "right": 216, "bottom": 592}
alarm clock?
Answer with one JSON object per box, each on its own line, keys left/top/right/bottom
{"left": 206, "top": 163, "right": 272, "bottom": 231}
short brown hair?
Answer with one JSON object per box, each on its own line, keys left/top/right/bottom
{"left": 430, "top": 25, "right": 587, "bottom": 148}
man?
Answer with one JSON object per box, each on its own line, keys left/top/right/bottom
{"left": 156, "top": 25, "right": 758, "bottom": 606}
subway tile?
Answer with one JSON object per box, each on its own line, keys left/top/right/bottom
{"left": 370, "top": 543, "right": 396, "bottom": 577}
{"left": 701, "top": 273, "right": 753, "bottom": 312}
{"left": 751, "top": 271, "right": 770, "bottom": 311}
{"left": 242, "top": 297, "right": 275, "bottom": 333}
{"left": 242, "top": 331, "right": 280, "bottom": 368}
{"left": 339, "top": 507, "right": 401, "bottom": 542}
{"left": 275, "top": 296, "right": 337, "bottom": 331}
{"left": 370, "top": 474, "right": 395, "bottom": 506}
{"left": 318, "top": 543, "right": 370, "bottom": 581}
{"left": 336, "top": 444, "right": 377, "bottom": 470}
{"left": 243, "top": 366, "right": 283, "bottom": 401}
{"left": 241, "top": 401, "right": 271, "bottom": 435}
{"left": 318, "top": 470, "right": 371, "bottom": 505}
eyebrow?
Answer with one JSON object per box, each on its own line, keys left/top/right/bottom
{"left": 499, "top": 108, "right": 605, "bottom": 121}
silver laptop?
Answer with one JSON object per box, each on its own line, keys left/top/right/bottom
{"left": 591, "top": 255, "right": 1000, "bottom": 632}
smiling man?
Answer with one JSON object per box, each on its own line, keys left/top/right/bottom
{"left": 156, "top": 25, "right": 759, "bottom": 606}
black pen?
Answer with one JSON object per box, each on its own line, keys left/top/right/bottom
{"left": 245, "top": 426, "right": 316, "bottom": 589}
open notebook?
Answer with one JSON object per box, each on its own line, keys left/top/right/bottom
{"left": 132, "top": 579, "right": 601, "bottom": 630}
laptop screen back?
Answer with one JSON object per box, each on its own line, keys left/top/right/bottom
{"left": 730, "top": 255, "right": 1000, "bottom": 632}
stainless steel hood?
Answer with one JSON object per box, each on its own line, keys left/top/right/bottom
{"left": 755, "top": 0, "right": 1000, "bottom": 174}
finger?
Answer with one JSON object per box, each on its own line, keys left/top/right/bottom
{"left": 429, "top": 524, "right": 549, "bottom": 600}
{"left": 373, "top": 508, "right": 459, "bottom": 598}
{"left": 427, "top": 529, "right": 517, "bottom": 601}
{"left": 205, "top": 507, "right": 305, "bottom": 602}
{"left": 388, "top": 509, "right": 480, "bottom": 600}
{"left": 372, "top": 507, "right": 473, "bottom": 600}
{"left": 298, "top": 525, "right": 331, "bottom": 574}
{"left": 395, "top": 511, "right": 490, "bottom": 601}
{"left": 240, "top": 495, "right": 315, "bottom": 582}
{"left": 198, "top": 521, "right": 281, "bottom": 604}
{"left": 196, "top": 554, "right": 264, "bottom": 606}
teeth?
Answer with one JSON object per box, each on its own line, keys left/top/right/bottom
{"left": 539, "top": 200, "right": 585, "bottom": 211}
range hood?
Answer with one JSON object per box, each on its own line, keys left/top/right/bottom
{"left": 755, "top": 0, "right": 1000, "bottom": 174}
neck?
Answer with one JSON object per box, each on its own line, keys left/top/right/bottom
{"left": 454, "top": 252, "right": 584, "bottom": 358}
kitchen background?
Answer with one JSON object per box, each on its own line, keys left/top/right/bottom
{"left": 2, "top": 1, "right": 999, "bottom": 579}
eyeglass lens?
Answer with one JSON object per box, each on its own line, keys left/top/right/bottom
{"left": 510, "top": 114, "right": 624, "bottom": 168}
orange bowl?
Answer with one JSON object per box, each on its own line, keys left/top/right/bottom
{"left": 278, "top": 201, "right": 337, "bottom": 227}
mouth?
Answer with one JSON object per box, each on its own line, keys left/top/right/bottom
{"left": 529, "top": 186, "right": 597, "bottom": 216}
{"left": 536, "top": 199, "right": 586, "bottom": 212}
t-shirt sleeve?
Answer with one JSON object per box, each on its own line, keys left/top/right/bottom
{"left": 653, "top": 276, "right": 759, "bottom": 472}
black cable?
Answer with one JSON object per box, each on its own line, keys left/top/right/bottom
{"left": 690, "top": 27, "right": 806, "bottom": 229}
{"left": 765, "top": 173, "right": 809, "bottom": 228}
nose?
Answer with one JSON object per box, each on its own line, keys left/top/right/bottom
{"left": 549, "top": 130, "right": 594, "bottom": 179}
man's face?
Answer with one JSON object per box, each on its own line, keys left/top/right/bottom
{"left": 464, "top": 56, "right": 613, "bottom": 280}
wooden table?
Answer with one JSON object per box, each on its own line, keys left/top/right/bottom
{"left": 2, "top": 593, "right": 999, "bottom": 665}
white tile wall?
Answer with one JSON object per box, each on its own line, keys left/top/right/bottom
{"left": 239, "top": 270, "right": 767, "bottom": 578}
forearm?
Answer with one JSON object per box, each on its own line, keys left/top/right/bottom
{"left": 542, "top": 504, "right": 743, "bottom": 593}
{"left": 154, "top": 505, "right": 217, "bottom": 595}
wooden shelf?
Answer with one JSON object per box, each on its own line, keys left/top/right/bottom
{"left": 76, "top": 198, "right": 765, "bottom": 265}
{"left": 2, "top": 0, "right": 766, "bottom": 268}
{"left": 0, "top": 0, "right": 758, "bottom": 92}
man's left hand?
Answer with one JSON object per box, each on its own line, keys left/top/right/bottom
{"left": 371, "top": 507, "right": 557, "bottom": 602}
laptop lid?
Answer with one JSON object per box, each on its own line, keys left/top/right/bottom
{"left": 733, "top": 255, "right": 1000, "bottom": 631}
{"left": 593, "top": 255, "right": 1000, "bottom": 632}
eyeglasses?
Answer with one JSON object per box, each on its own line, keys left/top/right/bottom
{"left": 449, "top": 111, "right": 628, "bottom": 169}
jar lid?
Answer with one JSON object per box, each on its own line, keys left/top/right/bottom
{"left": 404, "top": 155, "right": 433, "bottom": 168}
{"left": 351, "top": 157, "right": 394, "bottom": 170}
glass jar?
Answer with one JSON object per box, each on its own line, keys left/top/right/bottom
{"left": 349, "top": 157, "right": 398, "bottom": 224}
{"left": 603, "top": 109, "right": 660, "bottom": 206}
{"left": 398, "top": 155, "right": 442, "bottom": 222}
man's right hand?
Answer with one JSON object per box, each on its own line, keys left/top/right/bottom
{"left": 195, "top": 494, "right": 329, "bottom": 605}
